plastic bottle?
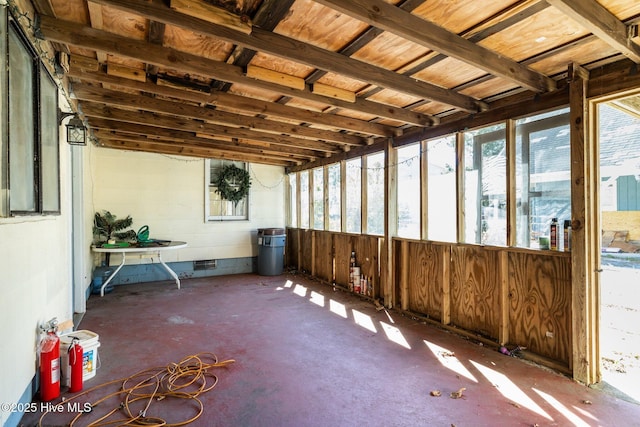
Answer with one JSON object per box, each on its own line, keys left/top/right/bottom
{"left": 563, "top": 220, "right": 571, "bottom": 251}
{"left": 550, "top": 218, "right": 558, "bottom": 251}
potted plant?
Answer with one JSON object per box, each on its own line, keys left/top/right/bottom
{"left": 93, "top": 211, "right": 137, "bottom": 265}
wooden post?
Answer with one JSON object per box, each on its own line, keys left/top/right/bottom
{"left": 400, "top": 240, "right": 409, "bottom": 311}
{"left": 498, "top": 250, "right": 509, "bottom": 345}
{"left": 441, "top": 245, "right": 451, "bottom": 325}
{"left": 569, "top": 62, "right": 600, "bottom": 384}
{"left": 384, "top": 138, "right": 398, "bottom": 308}
{"left": 421, "top": 140, "right": 428, "bottom": 240}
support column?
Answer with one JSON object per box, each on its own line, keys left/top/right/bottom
{"left": 569, "top": 62, "right": 600, "bottom": 384}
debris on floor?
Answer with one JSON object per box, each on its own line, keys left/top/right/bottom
{"left": 430, "top": 390, "right": 442, "bottom": 397}
{"left": 450, "top": 387, "right": 466, "bottom": 399}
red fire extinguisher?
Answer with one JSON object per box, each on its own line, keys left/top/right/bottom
{"left": 39, "top": 319, "right": 60, "bottom": 402}
{"left": 68, "top": 337, "right": 83, "bottom": 392}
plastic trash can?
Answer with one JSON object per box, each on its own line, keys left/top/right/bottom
{"left": 257, "top": 228, "right": 286, "bottom": 275}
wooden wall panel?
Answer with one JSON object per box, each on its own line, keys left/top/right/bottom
{"left": 450, "top": 246, "right": 501, "bottom": 339}
{"left": 299, "top": 229, "right": 314, "bottom": 274}
{"left": 407, "top": 241, "right": 443, "bottom": 321}
{"left": 508, "top": 252, "right": 571, "bottom": 364}
{"left": 314, "top": 231, "right": 334, "bottom": 283}
{"left": 334, "top": 233, "right": 351, "bottom": 287}
{"left": 285, "top": 227, "right": 299, "bottom": 268}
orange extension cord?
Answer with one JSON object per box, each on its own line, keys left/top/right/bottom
{"left": 38, "top": 352, "right": 235, "bottom": 427}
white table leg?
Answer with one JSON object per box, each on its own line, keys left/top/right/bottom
{"left": 158, "top": 251, "right": 181, "bottom": 289}
{"left": 101, "top": 252, "right": 126, "bottom": 297}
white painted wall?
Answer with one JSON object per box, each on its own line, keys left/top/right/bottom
{"left": 0, "top": 142, "right": 74, "bottom": 427}
{"left": 90, "top": 147, "right": 286, "bottom": 266}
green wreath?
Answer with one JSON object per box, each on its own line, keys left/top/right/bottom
{"left": 215, "top": 164, "right": 252, "bottom": 206}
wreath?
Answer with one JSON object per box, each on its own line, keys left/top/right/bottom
{"left": 215, "top": 164, "right": 252, "bottom": 206}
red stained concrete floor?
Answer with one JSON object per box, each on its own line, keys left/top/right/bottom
{"left": 20, "top": 273, "right": 640, "bottom": 426}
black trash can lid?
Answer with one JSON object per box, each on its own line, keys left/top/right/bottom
{"left": 258, "top": 228, "right": 286, "bottom": 235}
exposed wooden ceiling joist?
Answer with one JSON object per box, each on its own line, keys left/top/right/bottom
{"left": 25, "top": 0, "right": 640, "bottom": 167}
{"left": 546, "top": 0, "right": 640, "bottom": 63}
{"left": 314, "top": 0, "right": 557, "bottom": 93}
{"left": 84, "top": 0, "right": 487, "bottom": 113}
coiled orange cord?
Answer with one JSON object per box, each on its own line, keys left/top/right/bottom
{"left": 38, "top": 352, "right": 235, "bottom": 427}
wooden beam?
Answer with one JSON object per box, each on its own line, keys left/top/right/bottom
{"left": 90, "top": 125, "right": 317, "bottom": 162}
{"left": 82, "top": 104, "right": 335, "bottom": 155}
{"left": 547, "top": 0, "right": 640, "bottom": 63}
{"left": 246, "top": 65, "right": 305, "bottom": 90}
{"left": 97, "top": 138, "right": 294, "bottom": 166}
{"left": 314, "top": 0, "right": 556, "bottom": 93}
{"left": 84, "top": 0, "right": 487, "bottom": 113}
{"left": 169, "top": 0, "right": 252, "bottom": 34}
{"left": 69, "top": 63, "right": 389, "bottom": 139}
{"left": 568, "top": 62, "right": 599, "bottom": 384}
{"left": 312, "top": 83, "right": 356, "bottom": 103}
{"left": 72, "top": 84, "right": 358, "bottom": 147}
{"left": 37, "top": 16, "right": 434, "bottom": 127}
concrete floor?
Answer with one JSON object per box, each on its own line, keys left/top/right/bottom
{"left": 21, "top": 273, "right": 640, "bottom": 426}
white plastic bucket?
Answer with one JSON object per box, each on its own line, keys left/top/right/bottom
{"left": 60, "top": 330, "right": 100, "bottom": 387}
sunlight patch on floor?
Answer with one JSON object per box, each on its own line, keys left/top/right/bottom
{"left": 472, "top": 361, "right": 552, "bottom": 420}
{"left": 293, "top": 283, "right": 307, "bottom": 297}
{"left": 380, "top": 321, "right": 411, "bottom": 349}
{"left": 330, "top": 299, "right": 348, "bottom": 318}
{"left": 309, "top": 291, "right": 325, "bottom": 307}
{"left": 533, "top": 388, "right": 590, "bottom": 427}
{"left": 352, "top": 309, "right": 377, "bottom": 333}
{"left": 424, "top": 340, "right": 477, "bottom": 382}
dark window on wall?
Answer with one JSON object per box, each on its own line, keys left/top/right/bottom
{"left": 4, "top": 15, "right": 60, "bottom": 216}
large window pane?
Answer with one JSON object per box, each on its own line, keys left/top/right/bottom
{"left": 515, "top": 108, "right": 571, "bottom": 248}
{"left": 40, "top": 66, "right": 60, "bottom": 213}
{"left": 346, "top": 158, "right": 361, "bottom": 233}
{"left": 299, "top": 171, "right": 309, "bottom": 228}
{"left": 464, "top": 124, "right": 506, "bottom": 245}
{"left": 327, "top": 163, "right": 341, "bottom": 231}
{"left": 397, "top": 144, "right": 420, "bottom": 238}
{"left": 427, "top": 136, "right": 457, "bottom": 242}
{"left": 8, "top": 26, "right": 35, "bottom": 212}
{"left": 313, "top": 168, "right": 324, "bottom": 229}
{"left": 289, "top": 173, "right": 297, "bottom": 227}
{"left": 366, "top": 152, "right": 385, "bottom": 235}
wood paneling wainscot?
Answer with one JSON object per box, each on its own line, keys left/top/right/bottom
{"left": 450, "top": 245, "right": 502, "bottom": 340}
{"left": 508, "top": 250, "right": 571, "bottom": 364}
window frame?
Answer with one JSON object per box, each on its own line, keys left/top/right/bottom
{"left": 3, "top": 13, "right": 60, "bottom": 217}
{"left": 205, "top": 159, "right": 250, "bottom": 222}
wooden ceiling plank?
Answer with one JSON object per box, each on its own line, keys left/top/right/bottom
{"left": 546, "top": 0, "right": 640, "bottom": 63}
{"left": 93, "top": 128, "right": 309, "bottom": 162}
{"left": 81, "top": 103, "right": 338, "bottom": 155}
{"left": 73, "top": 83, "right": 367, "bottom": 146}
{"left": 89, "top": 117, "right": 321, "bottom": 160}
{"left": 70, "top": 63, "right": 390, "bottom": 138}
{"left": 84, "top": 0, "right": 485, "bottom": 112}
{"left": 98, "top": 139, "right": 295, "bottom": 166}
{"left": 314, "top": 0, "right": 557, "bottom": 93}
{"left": 38, "top": 16, "right": 433, "bottom": 127}
{"left": 87, "top": 1, "right": 108, "bottom": 63}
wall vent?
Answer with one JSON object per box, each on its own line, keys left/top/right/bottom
{"left": 194, "top": 259, "right": 217, "bottom": 270}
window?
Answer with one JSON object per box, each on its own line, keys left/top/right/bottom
{"left": 515, "top": 108, "right": 571, "bottom": 248}
{"left": 427, "top": 136, "right": 457, "bottom": 242}
{"left": 299, "top": 170, "right": 309, "bottom": 228}
{"left": 397, "top": 144, "right": 421, "bottom": 238}
{"left": 366, "top": 151, "right": 385, "bottom": 235}
{"left": 345, "top": 158, "right": 361, "bottom": 233}
{"left": 327, "top": 163, "right": 341, "bottom": 231}
{"left": 206, "top": 160, "right": 249, "bottom": 221}
{"left": 464, "top": 124, "right": 506, "bottom": 245}
{"left": 312, "top": 168, "right": 324, "bottom": 229}
{"left": 3, "top": 15, "right": 60, "bottom": 216}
